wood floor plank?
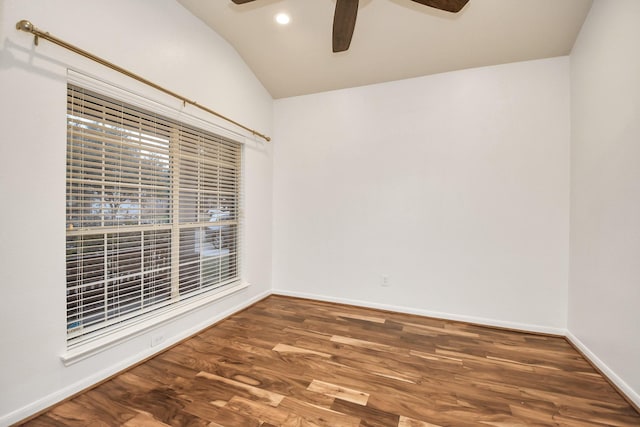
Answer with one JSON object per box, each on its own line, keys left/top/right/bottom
{"left": 224, "top": 395, "right": 291, "bottom": 425}
{"left": 330, "top": 399, "right": 399, "bottom": 427}
{"left": 277, "top": 397, "right": 361, "bottom": 427}
{"left": 120, "top": 412, "right": 173, "bottom": 427}
{"left": 18, "top": 295, "right": 640, "bottom": 426}
{"left": 398, "top": 416, "right": 443, "bottom": 427}
{"left": 272, "top": 343, "right": 332, "bottom": 358}
{"left": 307, "top": 379, "right": 369, "bottom": 406}
{"left": 196, "top": 371, "right": 286, "bottom": 406}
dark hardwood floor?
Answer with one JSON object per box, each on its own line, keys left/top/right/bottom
{"left": 20, "top": 295, "right": 640, "bottom": 426}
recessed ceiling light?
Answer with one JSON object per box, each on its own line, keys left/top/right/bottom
{"left": 275, "top": 13, "right": 290, "bottom": 25}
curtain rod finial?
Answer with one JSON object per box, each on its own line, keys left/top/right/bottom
{"left": 16, "top": 20, "right": 34, "bottom": 33}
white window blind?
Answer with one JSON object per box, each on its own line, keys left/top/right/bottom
{"left": 66, "top": 84, "right": 242, "bottom": 348}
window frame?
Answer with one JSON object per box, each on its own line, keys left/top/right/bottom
{"left": 62, "top": 71, "right": 248, "bottom": 365}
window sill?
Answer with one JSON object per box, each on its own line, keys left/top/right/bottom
{"left": 60, "top": 281, "right": 249, "bottom": 366}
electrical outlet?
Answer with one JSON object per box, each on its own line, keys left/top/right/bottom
{"left": 150, "top": 332, "right": 165, "bottom": 347}
{"left": 381, "top": 275, "right": 390, "bottom": 287}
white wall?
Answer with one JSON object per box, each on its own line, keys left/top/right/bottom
{"left": 273, "top": 57, "right": 570, "bottom": 332}
{"left": 568, "top": 0, "right": 640, "bottom": 406}
{"left": 0, "top": 1, "right": 273, "bottom": 424}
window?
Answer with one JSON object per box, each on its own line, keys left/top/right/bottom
{"left": 66, "top": 85, "right": 241, "bottom": 349}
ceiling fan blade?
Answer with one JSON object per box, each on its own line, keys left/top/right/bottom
{"left": 410, "top": 0, "right": 469, "bottom": 13}
{"left": 333, "top": 0, "right": 359, "bottom": 53}
{"left": 231, "top": 0, "right": 257, "bottom": 4}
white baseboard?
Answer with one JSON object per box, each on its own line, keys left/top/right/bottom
{"left": 0, "top": 289, "right": 270, "bottom": 427}
{"left": 565, "top": 331, "right": 640, "bottom": 409}
{"left": 271, "top": 289, "right": 567, "bottom": 336}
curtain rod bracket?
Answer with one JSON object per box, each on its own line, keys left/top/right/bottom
{"left": 15, "top": 19, "right": 271, "bottom": 143}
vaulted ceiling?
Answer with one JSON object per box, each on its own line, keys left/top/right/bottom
{"left": 178, "top": 0, "right": 593, "bottom": 99}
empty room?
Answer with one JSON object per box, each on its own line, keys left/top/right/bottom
{"left": 1, "top": 0, "right": 639, "bottom": 425}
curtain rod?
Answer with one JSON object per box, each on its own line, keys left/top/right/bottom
{"left": 15, "top": 19, "right": 271, "bottom": 142}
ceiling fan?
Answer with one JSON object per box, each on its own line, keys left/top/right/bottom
{"left": 231, "top": 0, "right": 470, "bottom": 52}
